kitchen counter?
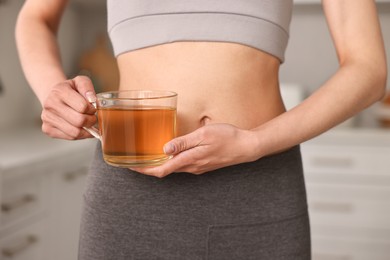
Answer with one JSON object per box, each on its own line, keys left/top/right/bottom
{"left": 0, "top": 126, "right": 97, "bottom": 172}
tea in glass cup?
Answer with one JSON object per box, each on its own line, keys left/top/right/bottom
{"left": 84, "top": 90, "right": 177, "bottom": 167}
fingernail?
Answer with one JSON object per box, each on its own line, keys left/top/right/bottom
{"left": 85, "top": 91, "right": 96, "bottom": 103}
{"left": 163, "top": 143, "right": 175, "bottom": 154}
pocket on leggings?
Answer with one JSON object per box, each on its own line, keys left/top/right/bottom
{"left": 206, "top": 213, "right": 311, "bottom": 260}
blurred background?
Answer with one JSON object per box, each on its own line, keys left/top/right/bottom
{"left": 0, "top": 0, "right": 390, "bottom": 259}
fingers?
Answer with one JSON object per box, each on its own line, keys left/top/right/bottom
{"left": 63, "top": 76, "right": 96, "bottom": 115}
{"left": 133, "top": 130, "right": 212, "bottom": 178}
{"left": 41, "top": 107, "right": 96, "bottom": 138}
{"left": 43, "top": 97, "right": 96, "bottom": 127}
{"left": 132, "top": 128, "right": 210, "bottom": 177}
{"left": 71, "top": 75, "right": 97, "bottom": 106}
{"left": 131, "top": 124, "right": 244, "bottom": 178}
{"left": 42, "top": 124, "right": 92, "bottom": 140}
{"left": 163, "top": 127, "right": 207, "bottom": 155}
{"left": 130, "top": 154, "right": 186, "bottom": 178}
{"left": 40, "top": 76, "right": 97, "bottom": 140}
{"left": 130, "top": 148, "right": 209, "bottom": 178}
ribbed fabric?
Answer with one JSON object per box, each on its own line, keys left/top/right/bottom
{"left": 107, "top": 0, "right": 293, "bottom": 62}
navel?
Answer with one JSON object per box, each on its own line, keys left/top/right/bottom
{"left": 200, "top": 115, "right": 211, "bottom": 126}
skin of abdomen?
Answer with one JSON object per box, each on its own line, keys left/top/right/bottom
{"left": 116, "top": 42, "right": 286, "bottom": 136}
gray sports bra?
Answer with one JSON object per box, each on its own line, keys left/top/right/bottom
{"left": 107, "top": 0, "right": 293, "bottom": 62}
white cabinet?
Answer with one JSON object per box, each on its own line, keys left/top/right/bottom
{"left": 0, "top": 218, "right": 49, "bottom": 260}
{"left": 47, "top": 157, "right": 90, "bottom": 260}
{"left": 1, "top": 168, "right": 50, "bottom": 234}
{"left": 301, "top": 129, "right": 390, "bottom": 260}
{"left": 0, "top": 127, "right": 96, "bottom": 260}
{"left": 0, "top": 166, "right": 51, "bottom": 260}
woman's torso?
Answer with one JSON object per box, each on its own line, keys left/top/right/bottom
{"left": 117, "top": 42, "right": 286, "bottom": 136}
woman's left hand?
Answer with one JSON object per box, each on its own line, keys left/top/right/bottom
{"left": 130, "top": 123, "right": 259, "bottom": 178}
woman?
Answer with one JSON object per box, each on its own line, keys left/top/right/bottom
{"left": 16, "top": 0, "right": 387, "bottom": 259}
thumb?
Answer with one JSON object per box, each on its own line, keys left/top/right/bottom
{"left": 72, "top": 75, "right": 96, "bottom": 103}
{"left": 163, "top": 130, "right": 204, "bottom": 155}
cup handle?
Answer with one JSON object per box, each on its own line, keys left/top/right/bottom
{"left": 83, "top": 126, "right": 101, "bottom": 140}
{"left": 83, "top": 100, "right": 101, "bottom": 141}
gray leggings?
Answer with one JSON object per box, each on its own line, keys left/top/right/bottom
{"left": 79, "top": 145, "right": 311, "bottom": 260}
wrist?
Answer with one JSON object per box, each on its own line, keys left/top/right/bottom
{"left": 248, "top": 123, "right": 288, "bottom": 160}
{"left": 35, "top": 75, "right": 67, "bottom": 107}
{"left": 239, "top": 128, "right": 268, "bottom": 162}
{"left": 247, "top": 128, "right": 267, "bottom": 160}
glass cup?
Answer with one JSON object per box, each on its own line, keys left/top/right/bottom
{"left": 84, "top": 90, "right": 177, "bottom": 167}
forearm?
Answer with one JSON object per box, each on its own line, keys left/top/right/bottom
{"left": 251, "top": 62, "right": 387, "bottom": 158}
{"left": 250, "top": 0, "right": 388, "bottom": 159}
{"left": 15, "top": 3, "right": 67, "bottom": 105}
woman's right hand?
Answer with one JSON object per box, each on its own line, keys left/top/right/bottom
{"left": 40, "top": 75, "right": 97, "bottom": 140}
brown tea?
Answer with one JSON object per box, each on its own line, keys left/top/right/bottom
{"left": 97, "top": 106, "right": 176, "bottom": 167}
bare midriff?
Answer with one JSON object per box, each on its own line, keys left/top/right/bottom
{"left": 117, "top": 42, "right": 286, "bottom": 136}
